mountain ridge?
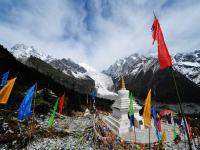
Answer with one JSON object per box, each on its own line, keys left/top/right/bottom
{"left": 9, "top": 44, "right": 117, "bottom": 100}
{"left": 9, "top": 43, "right": 200, "bottom": 103}
{"left": 104, "top": 50, "right": 200, "bottom": 86}
{"left": 103, "top": 51, "right": 200, "bottom": 103}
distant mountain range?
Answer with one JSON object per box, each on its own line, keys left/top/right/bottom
{"left": 104, "top": 51, "right": 200, "bottom": 86}
{"left": 103, "top": 51, "right": 200, "bottom": 103}
{"left": 8, "top": 44, "right": 200, "bottom": 103}
{"left": 10, "top": 44, "right": 117, "bottom": 100}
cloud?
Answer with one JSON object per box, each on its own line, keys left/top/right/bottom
{"left": 0, "top": 0, "right": 200, "bottom": 70}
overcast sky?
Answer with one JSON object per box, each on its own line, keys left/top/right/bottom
{"left": 0, "top": 0, "right": 200, "bottom": 70}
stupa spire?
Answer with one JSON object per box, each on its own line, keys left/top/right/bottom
{"left": 121, "top": 76, "right": 126, "bottom": 90}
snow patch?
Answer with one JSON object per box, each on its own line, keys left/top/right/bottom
{"left": 178, "top": 62, "right": 200, "bottom": 67}
{"left": 79, "top": 63, "right": 117, "bottom": 100}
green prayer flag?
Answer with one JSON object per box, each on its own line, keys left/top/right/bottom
{"left": 129, "top": 92, "right": 134, "bottom": 116}
{"left": 48, "top": 98, "right": 59, "bottom": 128}
{"left": 173, "top": 124, "right": 177, "bottom": 139}
{"left": 136, "top": 144, "right": 140, "bottom": 150}
{"left": 171, "top": 116, "right": 177, "bottom": 139}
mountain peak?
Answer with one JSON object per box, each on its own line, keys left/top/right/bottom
{"left": 9, "top": 44, "right": 53, "bottom": 62}
{"left": 11, "top": 44, "right": 28, "bottom": 50}
{"left": 10, "top": 44, "right": 51, "bottom": 62}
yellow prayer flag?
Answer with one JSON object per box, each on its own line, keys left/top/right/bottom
{"left": 143, "top": 89, "right": 151, "bottom": 127}
{"left": 161, "top": 129, "right": 166, "bottom": 145}
{"left": 0, "top": 77, "right": 16, "bottom": 104}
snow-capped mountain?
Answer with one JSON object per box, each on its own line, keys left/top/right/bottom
{"left": 173, "top": 50, "right": 200, "bottom": 86}
{"left": 103, "top": 54, "right": 157, "bottom": 78}
{"left": 104, "top": 51, "right": 200, "bottom": 86}
{"left": 103, "top": 50, "right": 200, "bottom": 103}
{"left": 10, "top": 44, "right": 53, "bottom": 62}
{"left": 10, "top": 44, "right": 117, "bottom": 100}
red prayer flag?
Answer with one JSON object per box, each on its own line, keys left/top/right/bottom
{"left": 152, "top": 16, "right": 172, "bottom": 70}
{"left": 157, "top": 117, "right": 162, "bottom": 132}
{"left": 59, "top": 94, "right": 65, "bottom": 114}
{"left": 187, "top": 118, "right": 192, "bottom": 139}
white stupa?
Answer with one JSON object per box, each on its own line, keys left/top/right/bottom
{"left": 104, "top": 77, "right": 144, "bottom": 137}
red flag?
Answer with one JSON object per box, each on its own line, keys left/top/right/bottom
{"left": 157, "top": 117, "right": 162, "bottom": 132}
{"left": 187, "top": 118, "right": 192, "bottom": 139}
{"left": 152, "top": 16, "right": 172, "bottom": 70}
{"left": 59, "top": 94, "right": 65, "bottom": 114}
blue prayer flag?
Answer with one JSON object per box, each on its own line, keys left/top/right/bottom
{"left": 130, "top": 115, "right": 133, "bottom": 128}
{"left": 18, "top": 84, "right": 36, "bottom": 121}
{"left": 151, "top": 106, "right": 161, "bottom": 141}
{"left": 1, "top": 71, "right": 9, "bottom": 87}
{"left": 91, "top": 89, "right": 96, "bottom": 103}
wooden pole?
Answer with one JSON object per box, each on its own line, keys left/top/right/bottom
{"left": 169, "top": 68, "right": 192, "bottom": 150}
{"left": 33, "top": 83, "right": 37, "bottom": 119}
{"left": 133, "top": 117, "right": 137, "bottom": 144}
{"left": 29, "top": 82, "right": 37, "bottom": 143}
{"left": 129, "top": 127, "right": 132, "bottom": 143}
{"left": 86, "top": 94, "right": 88, "bottom": 105}
{"left": 149, "top": 128, "right": 151, "bottom": 149}
{"left": 133, "top": 126, "right": 137, "bottom": 149}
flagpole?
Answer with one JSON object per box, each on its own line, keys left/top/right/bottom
{"left": 149, "top": 128, "right": 151, "bottom": 149}
{"left": 90, "top": 96, "right": 92, "bottom": 111}
{"left": 153, "top": 11, "right": 156, "bottom": 18}
{"left": 169, "top": 67, "right": 192, "bottom": 150}
{"left": 129, "top": 127, "right": 132, "bottom": 144}
{"left": 130, "top": 93, "right": 137, "bottom": 146}
{"left": 133, "top": 117, "right": 136, "bottom": 145}
{"left": 33, "top": 82, "right": 37, "bottom": 119}
{"left": 87, "top": 94, "right": 88, "bottom": 105}
{"left": 29, "top": 82, "right": 37, "bottom": 143}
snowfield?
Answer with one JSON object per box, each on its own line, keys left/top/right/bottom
{"left": 79, "top": 63, "right": 117, "bottom": 100}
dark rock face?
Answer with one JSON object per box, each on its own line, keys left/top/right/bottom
{"left": 174, "top": 50, "right": 200, "bottom": 63}
{"left": 49, "top": 58, "right": 87, "bottom": 74}
{"left": 126, "top": 65, "right": 200, "bottom": 103}
{"left": 25, "top": 56, "right": 94, "bottom": 94}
